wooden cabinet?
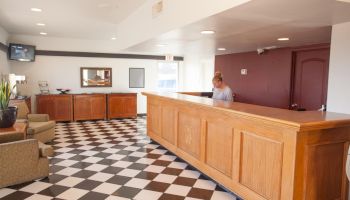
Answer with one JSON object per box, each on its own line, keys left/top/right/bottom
{"left": 73, "top": 94, "right": 106, "bottom": 121}
{"left": 37, "top": 93, "right": 136, "bottom": 122}
{"left": 36, "top": 94, "right": 73, "bottom": 122}
{"left": 107, "top": 93, "right": 137, "bottom": 119}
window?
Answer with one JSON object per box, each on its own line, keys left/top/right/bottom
{"left": 157, "top": 62, "right": 178, "bottom": 92}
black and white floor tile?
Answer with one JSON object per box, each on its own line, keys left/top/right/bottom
{"left": 0, "top": 117, "right": 241, "bottom": 200}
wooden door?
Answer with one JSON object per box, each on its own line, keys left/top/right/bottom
{"left": 291, "top": 47, "right": 330, "bottom": 111}
{"left": 91, "top": 95, "right": 106, "bottom": 120}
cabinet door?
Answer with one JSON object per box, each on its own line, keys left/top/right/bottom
{"left": 37, "top": 96, "right": 55, "bottom": 119}
{"left": 54, "top": 95, "right": 73, "bottom": 121}
{"left": 108, "top": 95, "right": 137, "bottom": 119}
{"left": 74, "top": 95, "right": 92, "bottom": 120}
{"left": 91, "top": 95, "right": 106, "bottom": 120}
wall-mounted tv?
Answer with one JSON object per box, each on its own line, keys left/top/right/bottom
{"left": 8, "top": 43, "right": 36, "bottom": 62}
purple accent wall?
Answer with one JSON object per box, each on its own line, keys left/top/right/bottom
{"left": 214, "top": 44, "right": 329, "bottom": 109}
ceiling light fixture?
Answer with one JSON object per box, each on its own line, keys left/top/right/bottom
{"left": 277, "top": 37, "right": 289, "bottom": 41}
{"left": 36, "top": 23, "right": 46, "bottom": 26}
{"left": 336, "top": 0, "right": 350, "bottom": 3}
{"left": 111, "top": 37, "right": 116, "bottom": 40}
{"left": 98, "top": 3, "right": 110, "bottom": 8}
{"left": 217, "top": 48, "right": 226, "bottom": 51}
{"left": 40, "top": 32, "right": 47, "bottom": 35}
{"left": 156, "top": 44, "right": 167, "bottom": 47}
{"left": 201, "top": 30, "right": 215, "bottom": 35}
{"left": 31, "top": 8, "right": 42, "bottom": 12}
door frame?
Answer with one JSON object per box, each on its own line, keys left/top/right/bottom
{"left": 289, "top": 44, "right": 330, "bottom": 110}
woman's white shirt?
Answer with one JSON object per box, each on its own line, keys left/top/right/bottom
{"left": 212, "top": 86, "right": 233, "bottom": 101}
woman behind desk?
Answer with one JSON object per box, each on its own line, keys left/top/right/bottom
{"left": 212, "top": 72, "right": 233, "bottom": 101}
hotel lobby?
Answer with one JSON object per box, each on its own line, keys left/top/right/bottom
{"left": 1, "top": 0, "right": 350, "bottom": 200}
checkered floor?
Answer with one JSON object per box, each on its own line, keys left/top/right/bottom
{"left": 0, "top": 117, "right": 241, "bottom": 200}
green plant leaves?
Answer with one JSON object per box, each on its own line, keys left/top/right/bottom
{"left": 0, "top": 78, "right": 14, "bottom": 110}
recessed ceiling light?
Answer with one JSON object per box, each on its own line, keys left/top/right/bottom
{"left": 111, "top": 37, "right": 116, "bottom": 40}
{"left": 201, "top": 30, "right": 215, "bottom": 35}
{"left": 156, "top": 44, "right": 167, "bottom": 47}
{"left": 40, "top": 32, "right": 47, "bottom": 35}
{"left": 217, "top": 48, "right": 226, "bottom": 51}
{"left": 36, "top": 23, "right": 45, "bottom": 26}
{"left": 277, "top": 37, "right": 289, "bottom": 41}
{"left": 98, "top": 3, "right": 110, "bottom": 8}
{"left": 31, "top": 8, "right": 42, "bottom": 12}
{"left": 336, "top": 0, "right": 350, "bottom": 3}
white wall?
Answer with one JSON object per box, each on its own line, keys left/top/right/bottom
{"left": 0, "top": 25, "right": 10, "bottom": 75}
{"left": 327, "top": 21, "right": 350, "bottom": 114}
{"left": 10, "top": 56, "right": 164, "bottom": 114}
{"left": 180, "top": 54, "right": 214, "bottom": 91}
{"left": 179, "top": 39, "right": 215, "bottom": 92}
{"left": 9, "top": 34, "right": 214, "bottom": 114}
{"left": 10, "top": 54, "right": 215, "bottom": 114}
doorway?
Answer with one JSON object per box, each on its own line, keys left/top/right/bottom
{"left": 290, "top": 46, "right": 330, "bottom": 111}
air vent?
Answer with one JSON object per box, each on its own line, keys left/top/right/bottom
{"left": 152, "top": 1, "right": 163, "bottom": 18}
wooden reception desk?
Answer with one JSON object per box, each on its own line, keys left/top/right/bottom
{"left": 142, "top": 92, "right": 350, "bottom": 200}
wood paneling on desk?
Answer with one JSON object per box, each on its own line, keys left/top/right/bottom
{"left": 142, "top": 92, "right": 350, "bottom": 200}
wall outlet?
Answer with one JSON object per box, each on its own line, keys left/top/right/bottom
{"left": 241, "top": 69, "right": 248, "bottom": 75}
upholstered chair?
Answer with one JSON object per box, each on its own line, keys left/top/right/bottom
{"left": 10, "top": 101, "right": 56, "bottom": 143}
{"left": 0, "top": 137, "right": 53, "bottom": 188}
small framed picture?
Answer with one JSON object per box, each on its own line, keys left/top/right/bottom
{"left": 129, "top": 68, "right": 145, "bottom": 88}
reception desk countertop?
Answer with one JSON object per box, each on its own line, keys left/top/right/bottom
{"left": 145, "top": 92, "right": 350, "bottom": 130}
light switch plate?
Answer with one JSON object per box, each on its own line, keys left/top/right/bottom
{"left": 241, "top": 69, "right": 248, "bottom": 75}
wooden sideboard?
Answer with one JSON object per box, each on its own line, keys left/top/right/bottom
{"left": 73, "top": 94, "right": 107, "bottom": 121}
{"left": 36, "top": 93, "right": 136, "bottom": 121}
{"left": 143, "top": 92, "right": 350, "bottom": 200}
{"left": 107, "top": 93, "right": 137, "bottom": 119}
{"left": 36, "top": 94, "right": 73, "bottom": 122}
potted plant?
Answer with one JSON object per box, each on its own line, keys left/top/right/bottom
{"left": 0, "top": 77, "right": 17, "bottom": 128}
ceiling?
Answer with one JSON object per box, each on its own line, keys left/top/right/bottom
{"left": 1, "top": 0, "right": 350, "bottom": 55}
{"left": 0, "top": 0, "right": 147, "bottom": 39}
{"left": 126, "top": 0, "right": 350, "bottom": 55}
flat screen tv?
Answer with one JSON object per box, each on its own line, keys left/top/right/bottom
{"left": 8, "top": 43, "right": 36, "bottom": 62}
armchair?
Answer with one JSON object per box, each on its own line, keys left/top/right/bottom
{"left": 0, "top": 138, "right": 53, "bottom": 188}
{"left": 27, "top": 114, "right": 56, "bottom": 143}
{"left": 9, "top": 101, "right": 56, "bottom": 143}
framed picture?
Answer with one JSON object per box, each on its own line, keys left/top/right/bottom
{"left": 80, "top": 67, "right": 112, "bottom": 87}
{"left": 129, "top": 68, "right": 145, "bottom": 88}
